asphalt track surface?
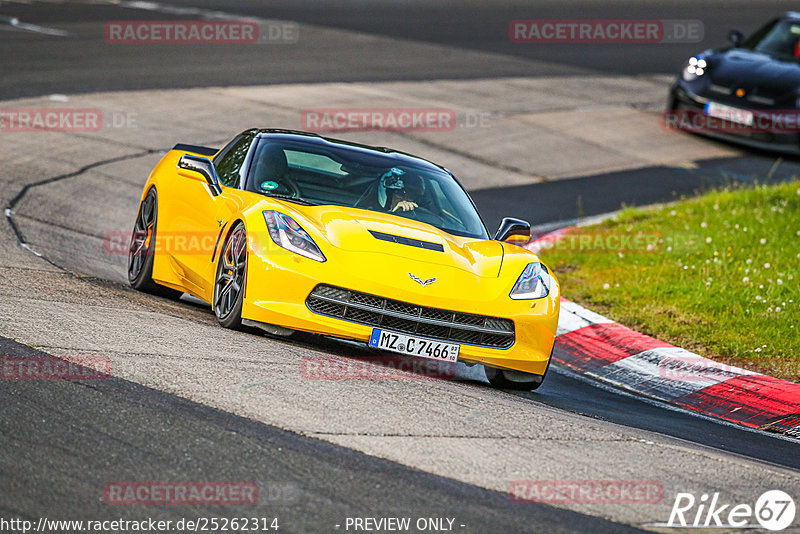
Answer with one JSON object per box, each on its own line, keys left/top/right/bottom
{"left": 1, "top": 0, "right": 799, "bottom": 531}
{"left": 1, "top": 0, "right": 799, "bottom": 98}
{"left": 0, "top": 336, "right": 644, "bottom": 533}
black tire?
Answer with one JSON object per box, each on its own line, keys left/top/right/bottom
{"left": 128, "top": 188, "right": 183, "bottom": 299}
{"left": 213, "top": 221, "right": 248, "bottom": 330}
{"left": 666, "top": 92, "right": 677, "bottom": 112}
{"left": 485, "top": 349, "right": 552, "bottom": 391}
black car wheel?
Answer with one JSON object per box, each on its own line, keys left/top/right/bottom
{"left": 213, "top": 221, "right": 248, "bottom": 330}
{"left": 128, "top": 188, "right": 183, "bottom": 299}
{"left": 485, "top": 348, "right": 552, "bottom": 391}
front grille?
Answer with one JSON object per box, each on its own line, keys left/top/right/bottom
{"left": 673, "top": 94, "right": 783, "bottom": 143}
{"left": 306, "top": 284, "right": 514, "bottom": 349}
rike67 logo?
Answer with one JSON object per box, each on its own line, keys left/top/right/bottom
{"left": 666, "top": 490, "right": 795, "bottom": 531}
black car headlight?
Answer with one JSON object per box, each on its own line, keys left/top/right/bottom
{"left": 263, "top": 211, "right": 326, "bottom": 262}
{"left": 682, "top": 56, "right": 707, "bottom": 82}
{"left": 509, "top": 262, "right": 551, "bottom": 300}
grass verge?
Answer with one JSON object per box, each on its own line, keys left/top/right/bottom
{"left": 538, "top": 180, "right": 799, "bottom": 382}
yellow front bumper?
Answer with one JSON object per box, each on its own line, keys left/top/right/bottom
{"left": 240, "top": 247, "right": 559, "bottom": 376}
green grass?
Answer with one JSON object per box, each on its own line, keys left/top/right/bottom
{"left": 540, "top": 180, "right": 800, "bottom": 382}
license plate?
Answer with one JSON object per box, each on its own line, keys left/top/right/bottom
{"left": 704, "top": 101, "right": 754, "bottom": 126}
{"left": 369, "top": 328, "right": 459, "bottom": 362}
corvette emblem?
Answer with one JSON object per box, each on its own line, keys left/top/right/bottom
{"left": 409, "top": 273, "right": 436, "bottom": 287}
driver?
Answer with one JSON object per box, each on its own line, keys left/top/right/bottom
{"left": 378, "top": 168, "right": 426, "bottom": 212}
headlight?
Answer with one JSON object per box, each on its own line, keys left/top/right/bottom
{"left": 509, "top": 262, "right": 550, "bottom": 300}
{"left": 263, "top": 211, "right": 326, "bottom": 262}
{"left": 682, "top": 56, "right": 707, "bottom": 82}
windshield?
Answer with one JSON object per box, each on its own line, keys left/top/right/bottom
{"left": 741, "top": 18, "right": 800, "bottom": 60}
{"left": 244, "top": 137, "right": 488, "bottom": 239}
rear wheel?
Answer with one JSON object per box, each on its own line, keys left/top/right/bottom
{"left": 213, "top": 222, "right": 248, "bottom": 330}
{"left": 128, "top": 188, "right": 183, "bottom": 299}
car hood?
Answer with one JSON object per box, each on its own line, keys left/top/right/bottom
{"left": 705, "top": 48, "right": 800, "bottom": 102}
{"left": 283, "top": 204, "right": 512, "bottom": 278}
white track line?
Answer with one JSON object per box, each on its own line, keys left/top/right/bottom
{"left": 0, "top": 14, "right": 69, "bottom": 36}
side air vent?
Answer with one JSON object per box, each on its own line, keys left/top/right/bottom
{"left": 369, "top": 230, "right": 444, "bottom": 252}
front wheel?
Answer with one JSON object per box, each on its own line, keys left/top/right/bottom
{"left": 213, "top": 222, "right": 248, "bottom": 330}
{"left": 485, "top": 351, "right": 551, "bottom": 391}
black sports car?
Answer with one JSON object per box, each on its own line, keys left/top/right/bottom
{"left": 668, "top": 12, "right": 800, "bottom": 153}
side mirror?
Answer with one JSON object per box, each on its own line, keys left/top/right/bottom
{"left": 494, "top": 217, "right": 531, "bottom": 242}
{"left": 728, "top": 29, "right": 744, "bottom": 47}
{"left": 178, "top": 154, "right": 223, "bottom": 196}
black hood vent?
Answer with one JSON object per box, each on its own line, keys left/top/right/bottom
{"left": 369, "top": 230, "right": 444, "bottom": 252}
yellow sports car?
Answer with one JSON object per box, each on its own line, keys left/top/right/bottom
{"left": 128, "top": 129, "right": 559, "bottom": 390}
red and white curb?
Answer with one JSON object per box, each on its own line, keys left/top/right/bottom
{"left": 531, "top": 228, "right": 800, "bottom": 438}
